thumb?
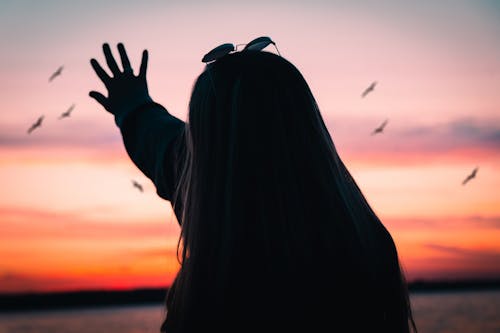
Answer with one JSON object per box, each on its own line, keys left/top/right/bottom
{"left": 89, "top": 91, "right": 109, "bottom": 110}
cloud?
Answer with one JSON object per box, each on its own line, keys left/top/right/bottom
{"left": 0, "top": 205, "right": 179, "bottom": 240}
{"left": 127, "top": 247, "right": 179, "bottom": 259}
{"left": 0, "top": 271, "right": 75, "bottom": 294}
{"left": 398, "top": 117, "right": 500, "bottom": 151}
{"left": 425, "top": 243, "right": 500, "bottom": 260}
{"left": 325, "top": 115, "right": 500, "bottom": 163}
{"left": 402, "top": 243, "right": 500, "bottom": 280}
{"left": 464, "top": 215, "right": 500, "bottom": 228}
{"left": 0, "top": 119, "right": 122, "bottom": 148}
{"left": 383, "top": 215, "right": 500, "bottom": 230}
{"left": 422, "top": 243, "right": 500, "bottom": 275}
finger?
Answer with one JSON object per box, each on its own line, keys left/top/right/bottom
{"left": 90, "top": 59, "right": 111, "bottom": 85}
{"left": 139, "top": 49, "right": 148, "bottom": 78}
{"left": 102, "top": 43, "right": 121, "bottom": 76}
{"left": 117, "top": 43, "right": 132, "bottom": 73}
{"left": 89, "top": 91, "right": 109, "bottom": 110}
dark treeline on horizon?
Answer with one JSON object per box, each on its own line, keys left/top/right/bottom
{"left": 0, "top": 288, "right": 169, "bottom": 313}
{"left": 1, "top": 278, "right": 500, "bottom": 313}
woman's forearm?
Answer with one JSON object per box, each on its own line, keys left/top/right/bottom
{"left": 118, "top": 102, "right": 185, "bottom": 202}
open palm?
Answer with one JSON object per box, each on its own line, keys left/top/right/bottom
{"left": 89, "top": 43, "right": 153, "bottom": 126}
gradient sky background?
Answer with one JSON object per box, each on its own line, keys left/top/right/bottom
{"left": 0, "top": 0, "right": 499, "bottom": 294}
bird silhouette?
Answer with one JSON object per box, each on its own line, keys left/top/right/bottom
{"left": 462, "top": 167, "right": 478, "bottom": 186}
{"left": 361, "top": 81, "right": 377, "bottom": 98}
{"left": 58, "top": 104, "right": 75, "bottom": 119}
{"left": 27, "top": 115, "right": 44, "bottom": 134}
{"left": 371, "top": 119, "right": 389, "bottom": 135}
{"left": 49, "top": 66, "right": 64, "bottom": 82}
{"left": 132, "top": 180, "right": 144, "bottom": 192}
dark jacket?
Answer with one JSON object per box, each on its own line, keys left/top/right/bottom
{"left": 118, "top": 102, "right": 186, "bottom": 221}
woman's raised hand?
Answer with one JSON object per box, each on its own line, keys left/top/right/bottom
{"left": 89, "top": 43, "right": 153, "bottom": 123}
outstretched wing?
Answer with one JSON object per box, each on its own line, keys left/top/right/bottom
{"left": 371, "top": 119, "right": 388, "bottom": 135}
{"left": 27, "top": 117, "right": 42, "bottom": 134}
{"left": 361, "top": 87, "right": 370, "bottom": 98}
{"left": 380, "top": 119, "right": 388, "bottom": 129}
{"left": 462, "top": 168, "right": 478, "bottom": 185}
{"left": 49, "top": 66, "right": 63, "bottom": 82}
{"left": 59, "top": 105, "right": 74, "bottom": 119}
{"left": 361, "top": 81, "right": 377, "bottom": 98}
{"left": 132, "top": 180, "right": 144, "bottom": 192}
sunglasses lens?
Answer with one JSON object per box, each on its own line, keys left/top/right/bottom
{"left": 202, "top": 43, "right": 235, "bottom": 63}
{"left": 243, "top": 36, "right": 274, "bottom": 51}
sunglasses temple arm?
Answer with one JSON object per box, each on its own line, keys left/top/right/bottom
{"left": 272, "top": 42, "right": 281, "bottom": 57}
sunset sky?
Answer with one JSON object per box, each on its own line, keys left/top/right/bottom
{"left": 0, "top": 0, "right": 499, "bottom": 294}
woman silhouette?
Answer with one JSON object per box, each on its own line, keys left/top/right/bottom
{"left": 90, "top": 38, "right": 417, "bottom": 333}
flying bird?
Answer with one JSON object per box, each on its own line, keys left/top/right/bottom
{"left": 27, "top": 115, "right": 44, "bottom": 134}
{"left": 58, "top": 104, "right": 75, "bottom": 119}
{"left": 49, "top": 66, "right": 64, "bottom": 82}
{"left": 462, "top": 167, "right": 478, "bottom": 186}
{"left": 361, "top": 81, "right": 377, "bottom": 98}
{"left": 132, "top": 180, "right": 144, "bottom": 192}
{"left": 371, "top": 119, "right": 389, "bottom": 136}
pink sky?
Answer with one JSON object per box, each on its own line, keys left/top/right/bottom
{"left": 0, "top": 0, "right": 499, "bottom": 293}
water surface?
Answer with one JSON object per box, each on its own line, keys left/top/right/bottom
{"left": 1, "top": 290, "right": 499, "bottom": 333}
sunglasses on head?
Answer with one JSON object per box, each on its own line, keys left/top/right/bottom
{"left": 201, "top": 36, "right": 281, "bottom": 63}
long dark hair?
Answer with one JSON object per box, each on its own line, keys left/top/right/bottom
{"left": 162, "top": 50, "right": 417, "bottom": 332}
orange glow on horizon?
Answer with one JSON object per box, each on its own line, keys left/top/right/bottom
{"left": 1, "top": 1, "right": 499, "bottom": 293}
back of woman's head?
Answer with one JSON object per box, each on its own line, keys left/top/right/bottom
{"left": 165, "top": 50, "right": 416, "bottom": 332}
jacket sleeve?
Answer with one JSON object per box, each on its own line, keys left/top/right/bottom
{"left": 117, "top": 102, "right": 186, "bottom": 213}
